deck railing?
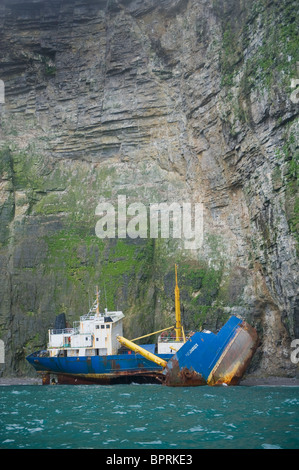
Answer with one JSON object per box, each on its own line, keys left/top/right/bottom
{"left": 50, "top": 328, "right": 78, "bottom": 335}
{"left": 158, "top": 332, "right": 194, "bottom": 343}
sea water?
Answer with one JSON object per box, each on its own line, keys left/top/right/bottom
{"left": 0, "top": 384, "right": 298, "bottom": 449}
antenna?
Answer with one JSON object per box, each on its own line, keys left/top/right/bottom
{"left": 103, "top": 278, "right": 108, "bottom": 310}
{"left": 96, "top": 285, "right": 100, "bottom": 315}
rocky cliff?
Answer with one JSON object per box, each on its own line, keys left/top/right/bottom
{"left": 0, "top": 0, "right": 298, "bottom": 378}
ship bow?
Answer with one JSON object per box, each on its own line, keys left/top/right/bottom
{"left": 207, "top": 321, "right": 259, "bottom": 386}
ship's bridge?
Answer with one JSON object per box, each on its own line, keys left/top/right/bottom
{"left": 48, "top": 300, "right": 124, "bottom": 357}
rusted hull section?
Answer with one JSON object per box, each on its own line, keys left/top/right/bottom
{"left": 27, "top": 351, "right": 172, "bottom": 385}
{"left": 40, "top": 370, "right": 164, "bottom": 385}
{"left": 163, "top": 317, "right": 259, "bottom": 387}
{"left": 163, "top": 361, "right": 206, "bottom": 387}
{"left": 207, "top": 321, "right": 258, "bottom": 386}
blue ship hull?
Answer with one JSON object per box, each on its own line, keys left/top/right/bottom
{"left": 26, "top": 351, "right": 173, "bottom": 385}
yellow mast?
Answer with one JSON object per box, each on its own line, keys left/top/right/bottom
{"left": 174, "top": 264, "right": 182, "bottom": 341}
{"left": 116, "top": 265, "right": 185, "bottom": 364}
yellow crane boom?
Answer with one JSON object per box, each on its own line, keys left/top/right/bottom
{"left": 117, "top": 336, "right": 168, "bottom": 368}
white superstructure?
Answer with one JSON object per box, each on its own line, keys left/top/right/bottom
{"left": 157, "top": 338, "right": 184, "bottom": 354}
{"left": 48, "top": 293, "right": 124, "bottom": 358}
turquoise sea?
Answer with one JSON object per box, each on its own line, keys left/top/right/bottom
{"left": 0, "top": 384, "right": 298, "bottom": 450}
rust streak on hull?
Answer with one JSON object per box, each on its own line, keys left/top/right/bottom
{"left": 207, "top": 321, "right": 259, "bottom": 386}
{"left": 163, "top": 360, "right": 206, "bottom": 387}
{"left": 163, "top": 320, "right": 259, "bottom": 387}
{"left": 39, "top": 370, "right": 164, "bottom": 386}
